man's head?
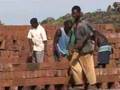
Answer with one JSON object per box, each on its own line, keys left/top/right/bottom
{"left": 30, "top": 18, "right": 39, "bottom": 29}
{"left": 64, "top": 20, "right": 73, "bottom": 32}
{"left": 71, "top": 5, "right": 81, "bottom": 21}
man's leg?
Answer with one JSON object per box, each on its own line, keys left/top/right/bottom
{"left": 35, "top": 50, "right": 44, "bottom": 63}
{"left": 70, "top": 52, "right": 85, "bottom": 85}
{"left": 32, "top": 51, "right": 44, "bottom": 90}
{"left": 79, "top": 54, "right": 96, "bottom": 86}
{"left": 32, "top": 51, "right": 37, "bottom": 63}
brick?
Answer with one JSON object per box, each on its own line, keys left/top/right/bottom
{"left": 0, "top": 87, "right": 4, "bottom": 90}
{"left": 10, "top": 86, "right": 18, "bottom": 90}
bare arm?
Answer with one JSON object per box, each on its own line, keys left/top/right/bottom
{"left": 43, "top": 40, "right": 47, "bottom": 55}
{"left": 53, "top": 29, "right": 61, "bottom": 51}
{"left": 28, "top": 39, "right": 33, "bottom": 52}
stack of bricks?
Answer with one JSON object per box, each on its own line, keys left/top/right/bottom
{"left": 95, "top": 24, "right": 120, "bottom": 89}
{"left": 0, "top": 25, "right": 69, "bottom": 90}
{"left": 95, "top": 24, "right": 120, "bottom": 68}
{"left": 0, "top": 24, "right": 120, "bottom": 89}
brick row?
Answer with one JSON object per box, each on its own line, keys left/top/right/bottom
{"left": 0, "top": 77, "right": 67, "bottom": 87}
{"left": 0, "top": 70, "right": 67, "bottom": 80}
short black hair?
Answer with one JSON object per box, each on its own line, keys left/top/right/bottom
{"left": 30, "top": 18, "right": 38, "bottom": 24}
{"left": 72, "top": 5, "right": 81, "bottom": 12}
{"left": 64, "top": 19, "right": 73, "bottom": 26}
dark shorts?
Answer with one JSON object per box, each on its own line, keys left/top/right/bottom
{"left": 98, "top": 51, "right": 111, "bottom": 64}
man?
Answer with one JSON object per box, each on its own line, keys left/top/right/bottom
{"left": 27, "top": 18, "right": 47, "bottom": 63}
{"left": 69, "top": 6, "right": 97, "bottom": 90}
{"left": 94, "top": 30, "right": 112, "bottom": 68}
{"left": 53, "top": 20, "right": 73, "bottom": 60}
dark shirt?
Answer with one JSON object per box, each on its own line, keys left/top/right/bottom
{"left": 74, "top": 20, "right": 94, "bottom": 54}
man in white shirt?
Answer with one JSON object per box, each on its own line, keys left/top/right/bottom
{"left": 27, "top": 18, "right": 47, "bottom": 63}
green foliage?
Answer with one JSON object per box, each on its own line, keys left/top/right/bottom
{"left": 41, "top": 17, "right": 55, "bottom": 24}
{"left": 41, "top": 2, "right": 120, "bottom": 28}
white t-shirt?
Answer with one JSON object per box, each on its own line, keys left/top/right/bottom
{"left": 27, "top": 25, "right": 47, "bottom": 51}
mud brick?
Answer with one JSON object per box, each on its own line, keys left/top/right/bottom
{"left": 107, "top": 59, "right": 116, "bottom": 67}
{"left": 114, "top": 38, "right": 120, "bottom": 43}
{"left": 26, "top": 63, "right": 41, "bottom": 71}
{"left": 0, "top": 64, "right": 14, "bottom": 72}
{"left": 8, "top": 44, "right": 20, "bottom": 51}
{"left": 47, "top": 85, "right": 55, "bottom": 90}
{"left": 0, "top": 39, "right": 6, "bottom": 50}
{"left": 6, "top": 57, "right": 19, "bottom": 64}
{"left": 106, "top": 68, "right": 118, "bottom": 75}
{"left": 37, "top": 70, "right": 54, "bottom": 77}
{"left": 47, "top": 34, "right": 53, "bottom": 40}
{"left": 0, "top": 87, "right": 4, "bottom": 90}
{"left": 53, "top": 70, "right": 68, "bottom": 77}
{"left": 34, "top": 85, "right": 45, "bottom": 90}
{"left": 18, "top": 57, "right": 28, "bottom": 63}
{"left": 0, "top": 57, "right": 18, "bottom": 64}
{"left": 111, "top": 54, "right": 116, "bottom": 60}
{"left": 1, "top": 72, "right": 13, "bottom": 80}
{"left": 0, "top": 80, "right": 12, "bottom": 87}
{"left": 111, "top": 82, "right": 120, "bottom": 89}
{"left": 12, "top": 70, "right": 55, "bottom": 79}
{"left": 114, "top": 43, "right": 119, "bottom": 49}
{"left": 101, "top": 83, "right": 108, "bottom": 89}
{"left": 25, "top": 71, "right": 38, "bottom": 78}
{"left": 10, "top": 86, "right": 18, "bottom": 90}
{"left": 46, "top": 49, "right": 53, "bottom": 57}
{"left": 12, "top": 79, "right": 26, "bottom": 86}
{"left": 54, "top": 60, "right": 69, "bottom": 69}
{"left": 12, "top": 64, "right": 27, "bottom": 71}
{"left": 9, "top": 63, "right": 50, "bottom": 71}
{"left": 0, "top": 64, "right": 4, "bottom": 71}
{"left": 115, "top": 53, "right": 120, "bottom": 59}
{"left": 97, "top": 74, "right": 120, "bottom": 82}
{"left": 111, "top": 44, "right": 115, "bottom": 49}
{"left": 23, "top": 77, "right": 67, "bottom": 86}
{"left": 96, "top": 68, "right": 120, "bottom": 82}
{"left": 0, "top": 51, "right": 10, "bottom": 57}
{"left": 109, "top": 38, "right": 117, "bottom": 43}
{"left": 22, "top": 86, "right": 29, "bottom": 90}
{"left": 116, "top": 43, "right": 120, "bottom": 49}
{"left": 116, "top": 68, "right": 120, "bottom": 73}
{"left": 95, "top": 69, "right": 99, "bottom": 75}
{"left": 113, "top": 48, "right": 119, "bottom": 53}
{"left": 47, "top": 56, "right": 55, "bottom": 62}
{"left": 13, "top": 71, "right": 26, "bottom": 79}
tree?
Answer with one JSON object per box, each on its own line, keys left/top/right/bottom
{"left": 107, "top": 5, "right": 112, "bottom": 12}
{"left": 113, "top": 2, "right": 118, "bottom": 9}
{"left": 41, "top": 17, "right": 55, "bottom": 24}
